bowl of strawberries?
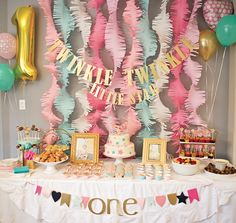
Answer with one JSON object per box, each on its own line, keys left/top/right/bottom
{"left": 172, "top": 157, "right": 200, "bottom": 176}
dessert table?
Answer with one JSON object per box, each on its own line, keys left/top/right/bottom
{"left": 0, "top": 161, "right": 236, "bottom": 223}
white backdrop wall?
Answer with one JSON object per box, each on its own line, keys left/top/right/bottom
{"left": 0, "top": 0, "right": 230, "bottom": 160}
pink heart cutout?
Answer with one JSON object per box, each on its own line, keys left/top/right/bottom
{"left": 42, "top": 188, "right": 52, "bottom": 198}
{"left": 155, "top": 195, "right": 166, "bottom": 207}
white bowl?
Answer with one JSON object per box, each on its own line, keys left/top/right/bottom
{"left": 172, "top": 159, "right": 200, "bottom": 176}
{"left": 212, "top": 159, "right": 229, "bottom": 171}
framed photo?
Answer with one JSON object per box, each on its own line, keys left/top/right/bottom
{"left": 70, "top": 133, "right": 99, "bottom": 163}
{"left": 142, "top": 138, "right": 167, "bottom": 165}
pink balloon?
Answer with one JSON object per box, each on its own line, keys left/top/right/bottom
{"left": 0, "top": 33, "right": 16, "bottom": 60}
{"left": 203, "top": 0, "right": 234, "bottom": 30}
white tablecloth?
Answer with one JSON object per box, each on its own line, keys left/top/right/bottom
{"left": 0, "top": 162, "right": 236, "bottom": 223}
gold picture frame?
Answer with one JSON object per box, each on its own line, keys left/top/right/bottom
{"left": 142, "top": 138, "right": 167, "bottom": 165}
{"left": 70, "top": 133, "right": 99, "bottom": 163}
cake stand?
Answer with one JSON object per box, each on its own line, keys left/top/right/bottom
{"left": 103, "top": 152, "right": 136, "bottom": 165}
{"left": 34, "top": 157, "right": 68, "bottom": 174}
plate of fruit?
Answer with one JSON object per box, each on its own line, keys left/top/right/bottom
{"left": 172, "top": 158, "right": 200, "bottom": 176}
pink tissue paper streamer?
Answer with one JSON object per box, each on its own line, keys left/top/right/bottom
{"left": 101, "top": 0, "right": 127, "bottom": 138}
{"left": 169, "top": 0, "right": 190, "bottom": 142}
{"left": 169, "top": 0, "right": 206, "bottom": 145}
{"left": 87, "top": 0, "right": 108, "bottom": 142}
{"left": 102, "top": 105, "right": 119, "bottom": 134}
{"left": 183, "top": 0, "right": 206, "bottom": 127}
{"left": 105, "top": 0, "right": 126, "bottom": 71}
{"left": 121, "top": 0, "right": 143, "bottom": 136}
{"left": 171, "top": 0, "right": 190, "bottom": 44}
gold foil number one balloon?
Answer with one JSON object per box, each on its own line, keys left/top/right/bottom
{"left": 12, "top": 6, "right": 37, "bottom": 81}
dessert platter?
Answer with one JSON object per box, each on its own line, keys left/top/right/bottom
{"left": 34, "top": 149, "right": 68, "bottom": 174}
{"left": 204, "top": 161, "right": 236, "bottom": 179}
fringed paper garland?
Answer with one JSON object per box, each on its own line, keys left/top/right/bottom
{"left": 102, "top": 105, "right": 119, "bottom": 133}
{"left": 136, "top": 0, "right": 159, "bottom": 139}
{"left": 104, "top": 0, "right": 127, "bottom": 99}
{"left": 71, "top": 84, "right": 92, "bottom": 132}
{"left": 41, "top": 64, "right": 62, "bottom": 128}
{"left": 53, "top": 0, "right": 76, "bottom": 144}
{"left": 102, "top": 0, "right": 127, "bottom": 136}
{"left": 183, "top": 0, "right": 206, "bottom": 127}
{"left": 152, "top": 0, "right": 173, "bottom": 58}
{"left": 171, "top": 0, "right": 190, "bottom": 44}
{"left": 137, "top": 0, "right": 158, "bottom": 64}
{"left": 150, "top": 95, "right": 171, "bottom": 124}
{"left": 126, "top": 108, "right": 142, "bottom": 137}
{"left": 53, "top": 0, "right": 75, "bottom": 43}
{"left": 121, "top": 0, "right": 142, "bottom": 137}
{"left": 75, "top": 84, "right": 91, "bottom": 115}
{"left": 185, "top": 85, "right": 206, "bottom": 126}
{"left": 87, "top": 109, "right": 107, "bottom": 146}
{"left": 85, "top": 0, "right": 108, "bottom": 156}
{"left": 87, "top": 0, "right": 107, "bottom": 133}
{"left": 38, "top": 0, "right": 62, "bottom": 129}
{"left": 122, "top": 0, "right": 143, "bottom": 70}
{"left": 151, "top": 0, "right": 173, "bottom": 140}
{"left": 168, "top": 0, "right": 190, "bottom": 143}
{"left": 70, "top": 0, "right": 93, "bottom": 133}
{"left": 105, "top": 0, "right": 126, "bottom": 71}
{"left": 70, "top": 0, "right": 92, "bottom": 49}
{"left": 54, "top": 60, "right": 76, "bottom": 144}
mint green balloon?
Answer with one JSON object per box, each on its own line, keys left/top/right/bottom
{"left": 0, "top": 64, "right": 15, "bottom": 91}
{"left": 216, "top": 15, "right": 236, "bottom": 47}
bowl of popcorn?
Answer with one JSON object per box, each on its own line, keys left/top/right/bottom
{"left": 34, "top": 149, "right": 68, "bottom": 174}
{"left": 172, "top": 157, "right": 200, "bottom": 176}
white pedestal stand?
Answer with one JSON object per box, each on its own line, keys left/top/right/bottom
{"left": 104, "top": 153, "right": 136, "bottom": 166}
{"left": 114, "top": 158, "right": 124, "bottom": 165}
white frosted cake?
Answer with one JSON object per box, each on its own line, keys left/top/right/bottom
{"left": 104, "top": 133, "right": 135, "bottom": 158}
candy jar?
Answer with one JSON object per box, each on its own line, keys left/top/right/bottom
{"left": 179, "top": 147, "right": 185, "bottom": 157}
{"left": 190, "top": 129, "right": 195, "bottom": 142}
{"left": 198, "top": 129, "right": 204, "bottom": 143}
{"left": 203, "top": 144, "right": 209, "bottom": 158}
{"left": 198, "top": 145, "right": 204, "bottom": 158}
{"left": 210, "top": 129, "right": 216, "bottom": 143}
{"left": 205, "top": 129, "right": 211, "bottom": 143}
{"left": 185, "top": 144, "right": 191, "bottom": 157}
{"left": 195, "top": 145, "right": 199, "bottom": 157}
{"left": 208, "top": 146, "right": 215, "bottom": 159}
{"left": 184, "top": 129, "right": 190, "bottom": 142}
{"left": 191, "top": 145, "right": 197, "bottom": 158}
{"left": 179, "top": 128, "right": 185, "bottom": 142}
{"left": 163, "top": 164, "right": 171, "bottom": 180}
{"left": 202, "top": 129, "right": 207, "bottom": 143}
{"left": 154, "top": 165, "right": 163, "bottom": 181}
{"left": 16, "top": 144, "right": 24, "bottom": 166}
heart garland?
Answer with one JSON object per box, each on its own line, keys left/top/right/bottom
{"left": 51, "top": 191, "right": 61, "bottom": 202}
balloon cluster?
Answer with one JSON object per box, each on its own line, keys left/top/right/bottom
{"left": 0, "top": 5, "right": 37, "bottom": 92}
{"left": 199, "top": 0, "right": 235, "bottom": 61}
